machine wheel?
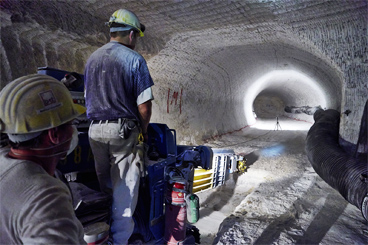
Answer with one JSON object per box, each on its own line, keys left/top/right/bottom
{"left": 186, "top": 225, "right": 201, "bottom": 244}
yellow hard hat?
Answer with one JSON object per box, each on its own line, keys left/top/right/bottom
{"left": 108, "top": 9, "right": 145, "bottom": 37}
{"left": 0, "top": 74, "right": 86, "bottom": 134}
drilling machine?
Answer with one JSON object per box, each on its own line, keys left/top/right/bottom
{"left": 37, "top": 67, "right": 214, "bottom": 244}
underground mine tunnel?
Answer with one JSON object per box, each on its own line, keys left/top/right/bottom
{"left": 1, "top": 1, "right": 367, "bottom": 244}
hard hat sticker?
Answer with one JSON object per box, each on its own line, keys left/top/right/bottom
{"left": 37, "top": 90, "right": 63, "bottom": 114}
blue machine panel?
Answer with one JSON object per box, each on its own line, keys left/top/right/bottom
{"left": 147, "top": 159, "right": 174, "bottom": 240}
{"left": 147, "top": 123, "right": 177, "bottom": 158}
{"left": 37, "top": 66, "right": 84, "bottom": 92}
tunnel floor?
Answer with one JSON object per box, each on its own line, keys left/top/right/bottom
{"left": 196, "top": 118, "right": 367, "bottom": 244}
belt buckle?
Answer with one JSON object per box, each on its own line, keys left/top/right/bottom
{"left": 127, "top": 120, "right": 136, "bottom": 129}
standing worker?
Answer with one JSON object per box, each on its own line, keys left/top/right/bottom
{"left": 84, "top": 9, "right": 154, "bottom": 244}
{"left": 0, "top": 74, "right": 86, "bottom": 244}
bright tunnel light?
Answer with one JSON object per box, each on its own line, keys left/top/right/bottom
{"left": 243, "top": 70, "right": 327, "bottom": 129}
{"left": 250, "top": 118, "right": 313, "bottom": 131}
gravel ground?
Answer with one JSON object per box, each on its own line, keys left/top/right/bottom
{"left": 195, "top": 119, "right": 367, "bottom": 245}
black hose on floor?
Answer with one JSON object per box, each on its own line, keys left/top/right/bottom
{"left": 306, "top": 109, "right": 368, "bottom": 221}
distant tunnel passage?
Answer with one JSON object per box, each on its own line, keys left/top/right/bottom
{"left": 149, "top": 42, "right": 342, "bottom": 144}
{"left": 244, "top": 70, "right": 329, "bottom": 124}
{"left": 253, "top": 94, "right": 285, "bottom": 119}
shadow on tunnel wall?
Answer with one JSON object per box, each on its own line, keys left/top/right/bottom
{"left": 339, "top": 99, "right": 368, "bottom": 160}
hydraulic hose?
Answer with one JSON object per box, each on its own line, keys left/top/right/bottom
{"left": 306, "top": 109, "right": 368, "bottom": 221}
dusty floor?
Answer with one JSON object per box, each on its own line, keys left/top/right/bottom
{"left": 195, "top": 118, "right": 367, "bottom": 245}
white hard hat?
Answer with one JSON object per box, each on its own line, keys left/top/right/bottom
{"left": 0, "top": 74, "right": 86, "bottom": 141}
{"left": 108, "top": 9, "right": 145, "bottom": 37}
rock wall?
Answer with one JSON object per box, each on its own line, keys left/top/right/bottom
{"left": 1, "top": 0, "right": 366, "bottom": 145}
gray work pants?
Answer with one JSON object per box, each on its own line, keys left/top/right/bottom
{"left": 88, "top": 120, "right": 141, "bottom": 245}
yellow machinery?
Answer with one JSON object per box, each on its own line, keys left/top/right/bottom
{"left": 193, "top": 150, "right": 247, "bottom": 193}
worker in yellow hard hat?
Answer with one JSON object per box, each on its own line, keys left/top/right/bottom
{"left": 84, "top": 9, "right": 153, "bottom": 244}
{"left": 0, "top": 74, "right": 87, "bottom": 244}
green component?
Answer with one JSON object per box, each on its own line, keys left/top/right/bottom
{"left": 186, "top": 194, "right": 200, "bottom": 224}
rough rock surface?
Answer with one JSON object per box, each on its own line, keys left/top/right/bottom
{"left": 197, "top": 119, "right": 367, "bottom": 244}
{"left": 1, "top": 0, "right": 367, "bottom": 145}
{"left": 0, "top": 1, "right": 367, "bottom": 244}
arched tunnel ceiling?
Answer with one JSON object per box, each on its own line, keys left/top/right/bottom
{"left": 148, "top": 28, "right": 342, "bottom": 137}
{"left": 0, "top": 0, "right": 367, "bottom": 144}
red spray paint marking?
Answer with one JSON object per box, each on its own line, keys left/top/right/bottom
{"left": 167, "top": 88, "right": 183, "bottom": 114}
{"left": 284, "top": 115, "right": 313, "bottom": 124}
{"left": 203, "top": 122, "right": 256, "bottom": 142}
{"left": 171, "top": 91, "right": 178, "bottom": 105}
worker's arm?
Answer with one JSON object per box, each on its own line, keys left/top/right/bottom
{"left": 138, "top": 100, "right": 152, "bottom": 141}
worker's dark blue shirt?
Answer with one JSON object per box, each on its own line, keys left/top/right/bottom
{"left": 84, "top": 41, "right": 154, "bottom": 122}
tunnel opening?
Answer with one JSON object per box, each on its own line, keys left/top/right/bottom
{"left": 148, "top": 36, "right": 344, "bottom": 144}
{"left": 244, "top": 70, "right": 328, "bottom": 131}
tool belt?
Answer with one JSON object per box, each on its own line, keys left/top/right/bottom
{"left": 92, "top": 118, "right": 138, "bottom": 139}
